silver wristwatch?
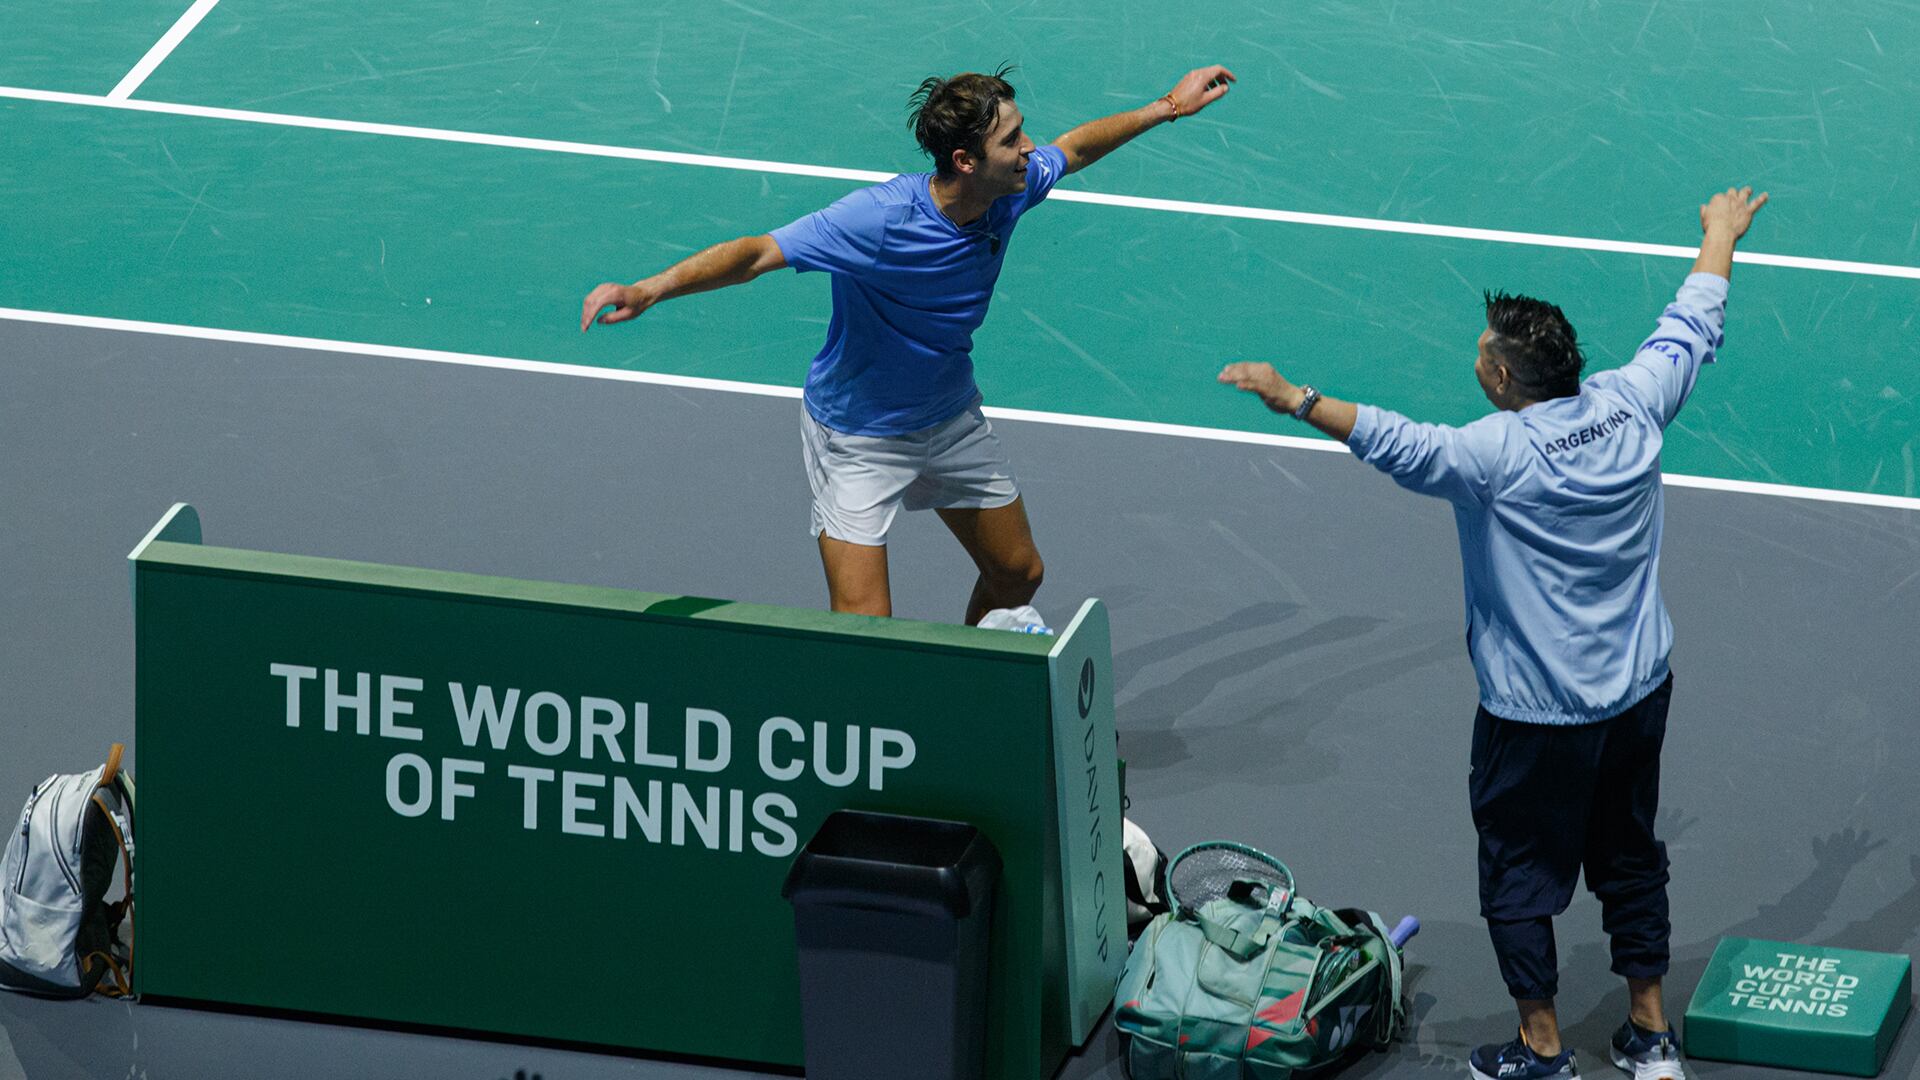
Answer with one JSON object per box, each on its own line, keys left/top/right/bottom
{"left": 1292, "top": 385, "right": 1321, "bottom": 421}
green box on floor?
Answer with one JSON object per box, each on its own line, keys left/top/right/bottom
{"left": 1685, "top": 936, "right": 1912, "bottom": 1076}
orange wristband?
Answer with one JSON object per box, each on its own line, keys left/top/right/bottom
{"left": 1161, "top": 92, "right": 1179, "bottom": 122}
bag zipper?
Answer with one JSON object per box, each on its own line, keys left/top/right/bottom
{"left": 19, "top": 782, "right": 84, "bottom": 896}
{"left": 14, "top": 786, "right": 40, "bottom": 892}
{"left": 47, "top": 783, "right": 83, "bottom": 894}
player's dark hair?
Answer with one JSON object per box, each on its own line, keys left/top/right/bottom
{"left": 908, "top": 63, "right": 1018, "bottom": 178}
{"left": 1483, "top": 291, "right": 1584, "bottom": 399}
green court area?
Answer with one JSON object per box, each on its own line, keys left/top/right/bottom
{"left": 0, "top": 0, "right": 190, "bottom": 93}
{"left": 3, "top": 0, "right": 1917, "bottom": 498}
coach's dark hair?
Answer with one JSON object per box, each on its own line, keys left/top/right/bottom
{"left": 1483, "top": 291, "right": 1584, "bottom": 399}
{"left": 908, "top": 63, "right": 1018, "bottom": 177}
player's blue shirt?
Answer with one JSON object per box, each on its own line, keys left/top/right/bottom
{"left": 769, "top": 144, "right": 1068, "bottom": 436}
{"left": 1345, "top": 273, "right": 1730, "bottom": 725}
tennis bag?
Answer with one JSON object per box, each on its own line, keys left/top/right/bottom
{"left": 0, "top": 744, "right": 136, "bottom": 998}
{"left": 1114, "top": 842, "right": 1405, "bottom": 1080}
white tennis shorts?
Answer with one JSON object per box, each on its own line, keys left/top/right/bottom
{"left": 801, "top": 398, "right": 1019, "bottom": 546}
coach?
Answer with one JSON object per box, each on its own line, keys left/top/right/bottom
{"left": 1220, "top": 187, "right": 1769, "bottom": 1080}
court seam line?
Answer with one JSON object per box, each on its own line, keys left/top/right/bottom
{"left": 107, "top": 0, "right": 224, "bottom": 102}
{"left": 3, "top": 84, "right": 1919, "bottom": 282}
{"left": 5, "top": 306, "right": 1915, "bottom": 513}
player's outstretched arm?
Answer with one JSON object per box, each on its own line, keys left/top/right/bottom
{"left": 580, "top": 234, "right": 787, "bottom": 331}
{"left": 1218, "top": 361, "right": 1357, "bottom": 441}
{"left": 1691, "top": 186, "right": 1767, "bottom": 280}
{"left": 1052, "top": 65, "right": 1236, "bottom": 174}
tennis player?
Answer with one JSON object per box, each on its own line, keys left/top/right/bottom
{"left": 583, "top": 64, "right": 1234, "bottom": 622}
{"left": 1220, "top": 187, "right": 1769, "bottom": 1080}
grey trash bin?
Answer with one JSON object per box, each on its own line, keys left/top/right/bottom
{"left": 781, "top": 810, "right": 1002, "bottom": 1080}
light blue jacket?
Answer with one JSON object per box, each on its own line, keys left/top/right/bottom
{"left": 1346, "top": 273, "right": 1729, "bottom": 724}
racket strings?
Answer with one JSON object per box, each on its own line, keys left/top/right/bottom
{"left": 1169, "top": 844, "right": 1290, "bottom": 912}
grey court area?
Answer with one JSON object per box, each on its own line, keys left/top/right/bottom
{"left": 1, "top": 319, "right": 1915, "bottom": 1080}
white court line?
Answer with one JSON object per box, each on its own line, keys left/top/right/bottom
{"left": 4, "top": 84, "right": 1920, "bottom": 282}
{"left": 107, "top": 0, "right": 223, "bottom": 102}
{"left": 5, "top": 306, "right": 1916, "bottom": 512}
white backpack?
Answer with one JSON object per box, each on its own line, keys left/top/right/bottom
{"left": 0, "top": 744, "right": 136, "bottom": 997}
{"left": 1123, "top": 817, "right": 1170, "bottom": 937}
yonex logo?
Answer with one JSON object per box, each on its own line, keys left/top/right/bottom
{"left": 1326, "top": 1004, "right": 1371, "bottom": 1053}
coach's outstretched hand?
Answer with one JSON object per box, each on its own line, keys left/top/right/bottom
{"left": 1218, "top": 361, "right": 1299, "bottom": 414}
{"left": 1220, "top": 361, "right": 1359, "bottom": 439}
{"left": 1700, "top": 186, "right": 1768, "bottom": 240}
{"left": 1692, "top": 186, "right": 1768, "bottom": 279}
{"left": 1167, "top": 65, "right": 1237, "bottom": 117}
{"left": 580, "top": 282, "right": 654, "bottom": 331}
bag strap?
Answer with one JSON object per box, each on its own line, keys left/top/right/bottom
{"left": 1193, "top": 912, "right": 1276, "bottom": 962}
{"left": 98, "top": 743, "right": 124, "bottom": 788}
{"left": 1372, "top": 913, "right": 1407, "bottom": 1045}
{"left": 114, "top": 772, "right": 136, "bottom": 834}
{"left": 90, "top": 791, "right": 136, "bottom": 991}
{"left": 93, "top": 740, "right": 137, "bottom": 844}
{"left": 1190, "top": 890, "right": 1296, "bottom": 962}
{"left": 91, "top": 794, "right": 135, "bottom": 907}
{"left": 93, "top": 742, "right": 137, "bottom": 833}
{"left": 82, "top": 951, "right": 131, "bottom": 998}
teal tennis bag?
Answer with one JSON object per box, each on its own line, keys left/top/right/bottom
{"left": 1114, "top": 842, "right": 1407, "bottom": 1079}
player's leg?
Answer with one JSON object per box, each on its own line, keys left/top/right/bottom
{"left": 907, "top": 398, "right": 1041, "bottom": 625}
{"left": 803, "top": 406, "right": 914, "bottom": 617}
{"left": 817, "top": 536, "right": 892, "bottom": 617}
{"left": 936, "top": 498, "right": 1044, "bottom": 626}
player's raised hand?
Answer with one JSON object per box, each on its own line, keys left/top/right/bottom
{"left": 1168, "top": 65, "right": 1236, "bottom": 118}
{"left": 1700, "top": 186, "right": 1769, "bottom": 242}
{"left": 580, "top": 282, "right": 653, "bottom": 331}
{"left": 1218, "top": 361, "right": 1298, "bottom": 414}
